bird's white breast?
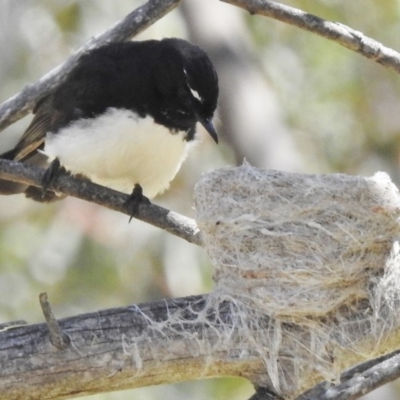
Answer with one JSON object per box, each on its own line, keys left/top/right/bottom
{"left": 43, "top": 108, "right": 194, "bottom": 198}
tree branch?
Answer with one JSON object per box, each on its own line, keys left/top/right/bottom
{"left": 220, "top": 0, "right": 400, "bottom": 75}
{"left": 0, "top": 159, "right": 202, "bottom": 246}
{"left": 294, "top": 349, "right": 400, "bottom": 400}
{"left": 4, "top": 289, "right": 400, "bottom": 400}
{"left": 251, "top": 349, "right": 400, "bottom": 400}
{"left": 0, "top": 0, "right": 181, "bottom": 132}
{"left": 0, "top": 294, "right": 264, "bottom": 400}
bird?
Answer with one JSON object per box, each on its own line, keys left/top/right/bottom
{"left": 0, "top": 38, "right": 219, "bottom": 209}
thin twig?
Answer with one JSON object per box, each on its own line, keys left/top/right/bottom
{"left": 0, "top": 159, "right": 203, "bottom": 246}
{"left": 295, "top": 348, "right": 400, "bottom": 400}
{"left": 249, "top": 350, "right": 400, "bottom": 400}
{"left": 340, "top": 349, "right": 400, "bottom": 382}
{"left": 221, "top": 0, "right": 400, "bottom": 74}
{"left": 39, "top": 293, "right": 70, "bottom": 350}
{"left": 0, "top": 0, "right": 181, "bottom": 132}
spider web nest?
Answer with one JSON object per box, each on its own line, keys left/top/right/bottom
{"left": 193, "top": 162, "right": 400, "bottom": 398}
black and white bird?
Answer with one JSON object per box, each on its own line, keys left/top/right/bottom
{"left": 0, "top": 38, "right": 219, "bottom": 204}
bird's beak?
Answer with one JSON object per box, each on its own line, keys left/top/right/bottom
{"left": 196, "top": 114, "right": 218, "bottom": 144}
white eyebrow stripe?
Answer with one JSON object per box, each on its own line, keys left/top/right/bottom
{"left": 183, "top": 68, "right": 203, "bottom": 102}
{"left": 189, "top": 87, "right": 201, "bottom": 101}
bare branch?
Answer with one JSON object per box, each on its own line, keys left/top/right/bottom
{"left": 295, "top": 349, "right": 400, "bottom": 400}
{"left": 0, "top": 295, "right": 264, "bottom": 400}
{"left": 0, "top": 0, "right": 181, "bottom": 132}
{"left": 252, "top": 349, "right": 400, "bottom": 400}
{"left": 221, "top": 0, "right": 400, "bottom": 74}
{"left": 0, "top": 159, "right": 202, "bottom": 246}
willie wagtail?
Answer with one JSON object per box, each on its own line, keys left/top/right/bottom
{"left": 0, "top": 38, "right": 219, "bottom": 205}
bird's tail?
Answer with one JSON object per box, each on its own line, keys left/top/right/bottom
{"left": 0, "top": 149, "right": 63, "bottom": 202}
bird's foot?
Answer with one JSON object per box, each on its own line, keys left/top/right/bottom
{"left": 25, "top": 186, "right": 62, "bottom": 203}
{"left": 124, "top": 184, "right": 151, "bottom": 222}
{"left": 41, "top": 158, "right": 62, "bottom": 198}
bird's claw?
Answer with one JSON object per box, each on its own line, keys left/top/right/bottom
{"left": 124, "top": 184, "right": 151, "bottom": 222}
{"left": 41, "top": 158, "right": 62, "bottom": 198}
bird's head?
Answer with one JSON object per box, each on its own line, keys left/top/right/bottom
{"left": 153, "top": 38, "right": 219, "bottom": 143}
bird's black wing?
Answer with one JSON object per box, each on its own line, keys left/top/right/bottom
{"left": 13, "top": 95, "right": 54, "bottom": 161}
{"left": 13, "top": 49, "right": 121, "bottom": 161}
{"left": 0, "top": 53, "right": 114, "bottom": 195}
{"left": 0, "top": 95, "right": 67, "bottom": 199}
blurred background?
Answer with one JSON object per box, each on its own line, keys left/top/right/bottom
{"left": 0, "top": 0, "right": 400, "bottom": 399}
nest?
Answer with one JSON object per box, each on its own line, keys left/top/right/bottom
{"left": 194, "top": 162, "right": 400, "bottom": 397}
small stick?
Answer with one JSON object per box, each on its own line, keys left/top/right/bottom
{"left": 39, "top": 292, "right": 70, "bottom": 350}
